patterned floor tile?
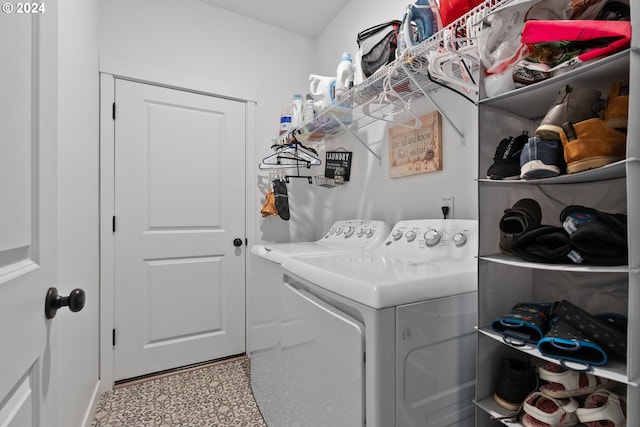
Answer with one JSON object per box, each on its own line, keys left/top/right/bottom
{"left": 91, "top": 358, "right": 266, "bottom": 427}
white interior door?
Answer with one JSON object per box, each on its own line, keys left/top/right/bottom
{"left": 113, "top": 79, "right": 247, "bottom": 380}
{"left": 0, "top": 10, "right": 59, "bottom": 427}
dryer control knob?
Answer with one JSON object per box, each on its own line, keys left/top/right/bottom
{"left": 344, "top": 226, "right": 355, "bottom": 238}
{"left": 365, "top": 228, "right": 375, "bottom": 238}
{"left": 334, "top": 227, "right": 343, "bottom": 235}
{"left": 405, "top": 230, "right": 417, "bottom": 242}
{"left": 356, "top": 227, "right": 366, "bottom": 237}
{"left": 424, "top": 229, "right": 442, "bottom": 247}
{"left": 453, "top": 233, "right": 467, "bottom": 247}
{"left": 392, "top": 229, "right": 403, "bottom": 241}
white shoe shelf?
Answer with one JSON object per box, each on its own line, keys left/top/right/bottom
{"left": 474, "top": 6, "right": 640, "bottom": 425}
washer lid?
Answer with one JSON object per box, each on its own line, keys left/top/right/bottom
{"left": 282, "top": 252, "right": 477, "bottom": 309}
{"left": 251, "top": 241, "right": 370, "bottom": 263}
{"left": 250, "top": 219, "right": 391, "bottom": 263}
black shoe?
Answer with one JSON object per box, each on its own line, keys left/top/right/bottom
{"left": 272, "top": 179, "right": 290, "bottom": 221}
{"left": 493, "top": 358, "right": 537, "bottom": 412}
{"left": 499, "top": 198, "right": 542, "bottom": 254}
{"left": 486, "top": 133, "right": 529, "bottom": 180}
{"left": 560, "top": 205, "right": 627, "bottom": 265}
{"left": 595, "top": 1, "right": 630, "bottom": 21}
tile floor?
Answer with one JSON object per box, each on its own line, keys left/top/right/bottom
{"left": 91, "top": 356, "right": 267, "bottom": 427}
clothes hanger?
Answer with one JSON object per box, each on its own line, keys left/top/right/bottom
{"left": 427, "top": 29, "right": 479, "bottom": 92}
{"left": 259, "top": 139, "right": 321, "bottom": 170}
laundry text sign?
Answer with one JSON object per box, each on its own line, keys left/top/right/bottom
{"left": 325, "top": 150, "right": 353, "bottom": 182}
{"left": 388, "top": 112, "right": 442, "bottom": 178}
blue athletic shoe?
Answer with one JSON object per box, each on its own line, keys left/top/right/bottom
{"left": 520, "top": 136, "right": 565, "bottom": 179}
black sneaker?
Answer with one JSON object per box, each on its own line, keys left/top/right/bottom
{"left": 499, "top": 198, "right": 542, "bottom": 254}
{"left": 486, "top": 133, "right": 529, "bottom": 180}
{"left": 493, "top": 358, "right": 538, "bottom": 412}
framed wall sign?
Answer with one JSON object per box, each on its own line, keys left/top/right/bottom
{"left": 388, "top": 112, "right": 442, "bottom": 178}
{"left": 325, "top": 150, "right": 353, "bottom": 184}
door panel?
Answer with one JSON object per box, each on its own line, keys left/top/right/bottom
{"left": 114, "top": 80, "right": 246, "bottom": 380}
{"left": 0, "top": 10, "right": 58, "bottom": 427}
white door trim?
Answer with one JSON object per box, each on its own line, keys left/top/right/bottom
{"left": 98, "top": 72, "right": 256, "bottom": 392}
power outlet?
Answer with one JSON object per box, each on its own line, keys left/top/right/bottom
{"left": 441, "top": 196, "right": 454, "bottom": 219}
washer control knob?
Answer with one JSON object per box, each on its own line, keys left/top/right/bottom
{"left": 392, "top": 229, "right": 403, "bottom": 241}
{"left": 356, "top": 227, "right": 366, "bottom": 237}
{"left": 424, "top": 229, "right": 442, "bottom": 247}
{"left": 453, "top": 233, "right": 467, "bottom": 247}
{"left": 365, "top": 228, "right": 375, "bottom": 238}
{"left": 328, "top": 227, "right": 336, "bottom": 235}
{"left": 334, "top": 227, "right": 343, "bottom": 235}
{"left": 344, "top": 226, "right": 355, "bottom": 238}
{"left": 405, "top": 230, "right": 417, "bottom": 242}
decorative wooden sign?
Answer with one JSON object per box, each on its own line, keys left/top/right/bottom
{"left": 388, "top": 112, "right": 442, "bottom": 178}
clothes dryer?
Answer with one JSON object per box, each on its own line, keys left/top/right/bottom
{"left": 280, "top": 219, "right": 478, "bottom": 427}
{"left": 248, "top": 220, "right": 390, "bottom": 427}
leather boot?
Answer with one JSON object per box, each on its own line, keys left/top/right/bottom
{"left": 603, "top": 80, "right": 629, "bottom": 129}
{"left": 560, "top": 118, "right": 626, "bottom": 174}
{"left": 536, "top": 85, "right": 603, "bottom": 140}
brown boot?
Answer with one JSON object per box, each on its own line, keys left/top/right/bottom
{"left": 603, "top": 80, "right": 629, "bottom": 129}
{"left": 536, "top": 85, "right": 603, "bottom": 140}
{"left": 560, "top": 118, "right": 626, "bottom": 174}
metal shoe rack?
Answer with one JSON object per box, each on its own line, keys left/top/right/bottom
{"left": 290, "top": 0, "right": 513, "bottom": 160}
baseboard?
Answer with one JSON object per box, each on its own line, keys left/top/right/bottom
{"left": 82, "top": 380, "right": 101, "bottom": 427}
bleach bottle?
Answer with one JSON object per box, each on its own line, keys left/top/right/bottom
{"left": 397, "top": 0, "right": 442, "bottom": 56}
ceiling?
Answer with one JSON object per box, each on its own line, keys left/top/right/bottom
{"left": 197, "top": 0, "right": 351, "bottom": 38}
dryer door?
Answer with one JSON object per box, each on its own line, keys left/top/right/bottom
{"left": 282, "top": 281, "right": 365, "bottom": 427}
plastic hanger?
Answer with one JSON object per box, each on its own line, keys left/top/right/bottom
{"left": 259, "top": 138, "right": 321, "bottom": 170}
{"left": 427, "top": 30, "right": 479, "bottom": 92}
{"left": 361, "top": 60, "right": 423, "bottom": 129}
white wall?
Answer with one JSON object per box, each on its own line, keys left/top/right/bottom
{"left": 57, "top": 0, "right": 101, "bottom": 426}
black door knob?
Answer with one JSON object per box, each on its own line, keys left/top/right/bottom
{"left": 45, "top": 287, "right": 86, "bottom": 319}
{"left": 233, "top": 238, "right": 243, "bottom": 247}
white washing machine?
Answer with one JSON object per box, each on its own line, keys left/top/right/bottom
{"left": 280, "top": 219, "right": 478, "bottom": 427}
{"left": 247, "top": 220, "right": 390, "bottom": 427}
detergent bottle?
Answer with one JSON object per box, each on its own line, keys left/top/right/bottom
{"left": 292, "top": 94, "right": 303, "bottom": 127}
{"left": 335, "top": 52, "right": 354, "bottom": 98}
{"left": 309, "top": 74, "right": 336, "bottom": 110}
{"left": 397, "top": 0, "right": 442, "bottom": 56}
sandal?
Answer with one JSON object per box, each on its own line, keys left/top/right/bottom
{"left": 522, "top": 392, "right": 579, "bottom": 427}
{"left": 576, "top": 389, "right": 626, "bottom": 427}
{"left": 538, "top": 363, "right": 615, "bottom": 398}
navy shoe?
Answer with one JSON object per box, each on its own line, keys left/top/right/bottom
{"left": 520, "top": 136, "right": 565, "bottom": 179}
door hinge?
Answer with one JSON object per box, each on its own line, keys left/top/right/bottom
{"left": 112, "top": 216, "right": 116, "bottom": 233}
{"left": 112, "top": 102, "right": 116, "bottom": 120}
{"left": 112, "top": 329, "right": 116, "bottom": 346}
{"left": 245, "top": 238, "right": 248, "bottom": 246}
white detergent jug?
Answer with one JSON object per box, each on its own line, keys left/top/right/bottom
{"left": 309, "top": 74, "right": 336, "bottom": 109}
{"left": 335, "top": 52, "right": 354, "bottom": 98}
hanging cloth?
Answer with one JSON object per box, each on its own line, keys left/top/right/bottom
{"left": 260, "top": 191, "right": 278, "bottom": 217}
{"left": 272, "top": 179, "right": 290, "bottom": 221}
